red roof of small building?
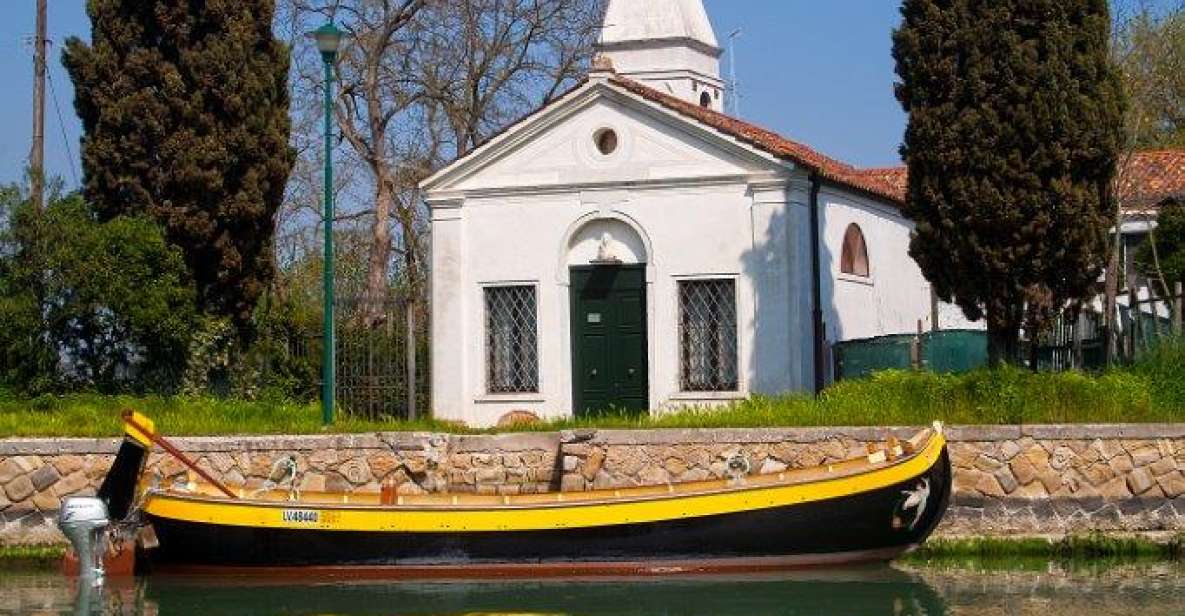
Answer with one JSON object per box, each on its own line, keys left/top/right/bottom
{"left": 608, "top": 76, "right": 907, "bottom": 204}
{"left": 1117, "top": 150, "right": 1185, "bottom": 211}
{"left": 439, "top": 73, "right": 1185, "bottom": 212}
{"left": 853, "top": 151, "right": 1185, "bottom": 211}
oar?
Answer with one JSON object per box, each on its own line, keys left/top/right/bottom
{"left": 121, "top": 409, "right": 238, "bottom": 499}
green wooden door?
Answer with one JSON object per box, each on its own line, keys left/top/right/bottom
{"left": 570, "top": 265, "right": 648, "bottom": 417}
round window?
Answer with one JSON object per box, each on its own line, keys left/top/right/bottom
{"left": 594, "top": 128, "right": 618, "bottom": 156}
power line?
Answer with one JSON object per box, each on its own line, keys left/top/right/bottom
{"left": 46, "top": 61, "right": 80, "bottom": 187}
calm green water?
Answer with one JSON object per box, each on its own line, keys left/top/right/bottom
{"left": 1, "top": 562, "right": 1183, "bottom": 615}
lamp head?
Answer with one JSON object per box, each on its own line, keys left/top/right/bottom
{"left": 308, "top": 21, "right": 345, "bottom": 62}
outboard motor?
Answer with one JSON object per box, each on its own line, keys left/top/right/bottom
{"left": 58, "top": 410, "right": 155, "bottom": 582}
{"left": 59, "top": 497, "right": 110, "bottom": 583}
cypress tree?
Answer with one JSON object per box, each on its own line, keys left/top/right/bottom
{"left": 893, "top": 0, "right": 1125, "bottom": 364}
{"left": 63, "top": 0, "right": 294, "bottom": 330}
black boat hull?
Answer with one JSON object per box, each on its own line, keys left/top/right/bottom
{"left": 143, "top": 449, "right": 950, "bottom": 571}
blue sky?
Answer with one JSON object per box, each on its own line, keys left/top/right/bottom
{"left": 0, "top": 1, "right": 1173, "bottom": 189}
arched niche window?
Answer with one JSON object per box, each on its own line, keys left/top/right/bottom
{"left": 699, "top": 91, "right": 712, "bottom": 108}
{"left": 840, "top": 223, "right": 870, "bottom": 278}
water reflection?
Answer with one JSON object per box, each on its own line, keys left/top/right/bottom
{"left": 9, "top": 567, "right": 946, "bottom": 616}
{"left": 2, "top": 562, "right": 1183, "bottom": 616}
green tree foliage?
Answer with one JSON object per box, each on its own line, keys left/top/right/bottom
{"left": 0, "top": 186, "right": 196, "bottom": 393}
{"left": 63, "top": 0, "right": 295, "bottom": 331}
{"left": 1136, "top": 197, "right": 1185, "bottom": 287}
{"left": 893, "top": 0, "right": 1126, "bottom": 364}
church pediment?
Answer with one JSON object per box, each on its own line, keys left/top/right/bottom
{"left": 422, "top": 81, "right": 790, "bottom": 195}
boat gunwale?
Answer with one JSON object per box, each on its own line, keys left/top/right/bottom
{"left": 143, "top": 430, "right": 946, "bottom": 514}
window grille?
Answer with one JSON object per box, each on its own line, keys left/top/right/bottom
{"left": 679, "top": 279, "right": 738, "bottom": 391}
{"left": 485, "top": 285, "right": 538, "bottom": 393}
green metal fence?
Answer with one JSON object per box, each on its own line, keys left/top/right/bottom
{"left": 834, "top": 330, "right": 988, "bottom": 381}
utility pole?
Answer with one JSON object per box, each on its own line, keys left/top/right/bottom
{"left": 30, "top": 0, "right": 47, "bottom": 211}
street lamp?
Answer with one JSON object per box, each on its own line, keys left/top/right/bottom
{"left": 308, "top": 20, "right": 345, "bottom": 426}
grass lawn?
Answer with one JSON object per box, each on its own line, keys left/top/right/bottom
{"left": 1, "top": 341, "right": 1182, "bottom": 438}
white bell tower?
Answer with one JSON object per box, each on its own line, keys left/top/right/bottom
{"left": 598, "top": 0, "right": 725, "bottom": 112}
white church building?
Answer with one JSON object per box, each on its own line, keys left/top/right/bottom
{"left": 422, "top": 0, "right": 969, "bottom": 427}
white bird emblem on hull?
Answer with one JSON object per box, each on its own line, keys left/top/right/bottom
{"left": 894, "top": 478, "right": 931, "bottom": 531}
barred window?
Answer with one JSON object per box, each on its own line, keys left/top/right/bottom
{"left": 679, "top": 279, "right": 738, "bottom": 392}
{"left": 485, "top": 286, "right": 538, "bottom": 393}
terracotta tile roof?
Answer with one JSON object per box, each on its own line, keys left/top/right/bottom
{"left": 855, "top": 150, "right": 1185, "bottom": 211}
{"left": 442, "top": 73, "right": 1184, "bottom": 214}
{"left": 608, "top": 75, "right": 907, "bottom": 204}
{"left": 1117, "top": 150, "right": 1185, "bottom": 211}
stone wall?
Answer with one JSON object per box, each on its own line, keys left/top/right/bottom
{"left": 2, "top": 425, "right": 1183, "bottom": 545}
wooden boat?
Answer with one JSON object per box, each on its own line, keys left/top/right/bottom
{"left": 70, "top": 412, "right": 951, "bottom": 576}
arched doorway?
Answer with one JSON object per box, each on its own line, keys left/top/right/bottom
{"left": 565, "top": 219, "right": 649, "bottom": 417}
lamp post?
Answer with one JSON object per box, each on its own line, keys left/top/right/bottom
{"left": 308, "top": 21, "right": 345, "bottom": 426}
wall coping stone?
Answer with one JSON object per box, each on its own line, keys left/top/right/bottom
{"left": 452, "top": 433, "right": 561, "bottom": 453}
{"left": 3, "top": 424, "right": 1185, "bottom": 456}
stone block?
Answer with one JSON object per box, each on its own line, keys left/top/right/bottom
{"left": 0, "top": 458, "right": 23, "bottom": 484}
{"left": 1149, "top": 456, "right": 1177, "bottom": 477}
{"left": 759, "top": 459, "right": 788, "bottom": 475}
{"left": 975, "top": 473, "right": 1006, "bottom": 498}
{"left": 1014, "top": 481, "right": 1047, "bottom": 499}
{"left": 973, "top": 454, "right": 1003, "bottom": 473}
{"left": 1156, "top": 471, "right": 1185, "bottom": 499}
{"left": 565, "top": 443, "right": 592, "bottom": 457}
{"left": 338, "top": 460, "right": 372, "bottom": 485}
{"left": 1130, "top": 446, "right": 1160, "bottom": 467}
{"left": 29, "top": 465, "right": 59, "bottom": 492}
{"left": 1127, "top": 467, "right": 1155, "bottom": 495}
{"left": 1022, "top": 444, "right": 1050, "bottom": 469}
{"left": 13, "top": 456, "right": 44, "bottom": 473}
{"left": 638, "top": 466, "right": 671, "bottom": 486}
{"left": 85, "top": 456, "right": 113, "bottom": 479}
{"left": 32, "top": 490, "right": 59, "bottom": 512}
{"left": 582, "top": 448, "right": 606, "bottom": 481}
{"left": 299, "top": 473, "right": 327, "bottom": 493}
{"left": 52, "top": 471, "right": 91, "bottom": 497}
{"left": 52, "top": 455, "right": 85, "bottom": 476}
{"left": 679, "top": 468, "right": 711, "bottom": 482}
{"left": 1009, "top": 455, "right": 1039, "bottom": 486}
{"left": 325, "top": 473, "right": 352, "bottom": 494}
{"left": 999, "top": 441, "right": 1021, "bottom": 461}
{"left": 307, "top": 450, "right": 338, "bottom": 469}
{"left": 475, "top": 468, "right": 506, "bottom": 484}
{"left": 1082, "top": 463, "right": 1116, "bottom": 486}
{"left": 4, "top": 475, "right": 35, "bottom": 502}
{"left": 1109, "top": 454, "right": 1134, "bottom": 475}
{"left": 1049, "top": 446, "right": 1077, "bottom": 471}
{"left": 993, "top": 467, "right": 1018, "bottom": 494}
{"left": 223, "top": 469, "right": 246, "bottom": 487}
{"left": 1098, "top": 476, "right": 1132, "bottom": 501}
{"left": 367, "top": 453, "right": 402, "bottom": 480}
{"left": 561, "top": 475, "right": 586, "bottom": 492}
{"left": 562, "top": 455, "right": 579, "bottom": 473}
{"left": 952, "top": 468, "right": 987, "bottom": 495}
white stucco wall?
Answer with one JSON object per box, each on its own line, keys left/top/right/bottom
{"left": 425, "top": 81, "right": 979, "bottom": 426}
{"left": 817, "top": 186, "right": 981, "bottom": 349}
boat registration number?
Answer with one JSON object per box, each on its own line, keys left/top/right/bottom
{"left": 281, "top": 509, "right": 319, "bottom": 524}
